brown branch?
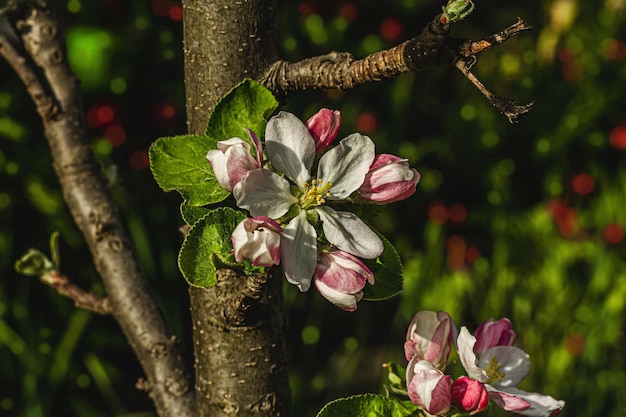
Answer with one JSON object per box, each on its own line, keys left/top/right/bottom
{"left": 43, "top": 271, "right": 113, "bottom": 315}
{"left": 260, "top": 14, "right": 534, "bottom": 123}
{"left": 0, "top": 1, "right": 196, "bottom": 416}
{"left": 454, "top": 58, "right": 534, "bottom": 123}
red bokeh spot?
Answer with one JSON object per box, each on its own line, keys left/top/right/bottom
{"left": 564, "top": 333, "right": 586, "bottom": 356}
{"left": 465, "top": 247, "right": 481, "bottom": 263}
{"left": 604, "top": 39, "right": 626, "bottom": 61}
{"left": 97, "top": 106, "right": 115, "bottom": 124}
{"left": 609, "top": 125, "right": 626, "bottom": 150}
{"left": 87, "top": 105, "right": 116, "bottom": 128}
{"left": 297, "top": 2, "right": 315, "bottom": 15}
{"left": 161, "top": 104, "right": 176, "bottom": 119}
{"left": 572, "top": 173, "right": 595, "bottom": 196}
{"left": 169, "top": 5, "right": 183, "bottom": 21}
{"left": 558, "top": 48, "right": 573, "bottom": 63}
{"left": 446, "top": 235, "right": 466, "bottom": 270}
{"left": 104, "top": 125, "right": 127, "bottom": 147}
{"left": 356, "top": 112, "right": 377, "bottom": 132}
{"left": 339, "top": 3, "right": 358, "bottom": 21}
{"left": 448, "top": 204, "right": 468, "bottom": 223}
{"left": 603, "top": 223, "right": 624, "bottom": 244}
{"left": 548, "top": 199, "right": 578, "bottom": 237}
{"left": 130, "top": 150, "right": 150, "bottom": 171}
{"left": 380, "top": 18, "right": 403, "bottom": 42}
{"left": 428, "top": 204, "right": 448, "bottom": 225}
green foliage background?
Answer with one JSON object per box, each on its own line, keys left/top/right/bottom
{"left": 1, "top": 0, "right": 625, "bottom": 416}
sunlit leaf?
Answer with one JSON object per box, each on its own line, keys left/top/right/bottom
{"left": 178, "top": 207, "right": 245, "bottom": 288}
{"left": 149, "top": 134, "right": 229, "bottom": 206}
{"left": 205, "top": 78, "right": 279, "bottom": 142}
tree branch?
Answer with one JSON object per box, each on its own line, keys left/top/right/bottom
{"left": 260, "top": 13, "right": 534, "bottom": 122}
{"left": 42, "top": 271, "right": 113, "bottom": 315}
{"left": 0, "top": 2, "right": 196, "bottom": 415}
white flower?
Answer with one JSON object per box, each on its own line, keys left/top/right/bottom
{"left": 458, "top": 327, "right": 565, "bottom": 416}
{"left": 233, "top": 111, "right": 383, "bottom": 291}
{"left": 206, "top": 129, "right": 263, "bottom": 192}
{"left": 231, "top": 216, "right": 283, "bottom": 266}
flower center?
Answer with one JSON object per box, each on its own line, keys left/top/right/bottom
{"left": 300, "top": 178, "right": 332, "bottom": 209}
{"left": 485, "top": 356, "right": 505, "bottom": 385}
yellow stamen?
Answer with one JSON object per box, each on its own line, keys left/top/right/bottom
{"left": 485, "top": 356, "right": 505, "bottom": 384}
{"left": 300, "top": 178, "right": 333, "bottom": 209}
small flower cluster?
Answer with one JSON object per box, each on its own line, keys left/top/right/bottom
{"left": 404, "top": 311, "right": 564, "bottom": 416}
{"left": 207, "top": 109, "right": 420, "bottom": 310}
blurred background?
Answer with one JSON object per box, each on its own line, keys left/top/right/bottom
{"left": 1, "top": 0, "right": 625, "bottom": 416}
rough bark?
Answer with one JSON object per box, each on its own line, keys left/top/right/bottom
{"left": 181, "top": 1, "right": 291, "bottom": 416}
{"left": 0, "top": 2, "right": 197, "bottom": 416}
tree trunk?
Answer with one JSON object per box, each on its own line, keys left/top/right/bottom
{"left": 181, "top": 1, "right": 291, "bottom": 416}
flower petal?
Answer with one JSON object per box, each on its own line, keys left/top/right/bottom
{"left": 314, "top": 279, "right": 363, "bottom": 311}
{"left": 233, "top": 169, "right": 297, "bottom": 218}
{"left": 315, "top": 206, "right": 383, "bottom": 259}
{"left": 486, "top": 386, "right": 532, "bottom": 412}
{"left": 280, "top": 212, "right": 317, "bottom": 292}
{"left": 407, "top": 359, "right": 452, "bottom": 415}
{"left": 478, "top": 345, "right": 530, "bottom": 388}
{"left": 265, "top": 112, "right": 315, "bottom": 186}
{"left": 474, "top": 317, "right": 517, "bottom": 355}
{"left": 457, "top": 327, "right": 489, "bottom": 382}
{"left": 493, "top": 387, "right": 565, "bottom": 417}
{"left": 305, "top": 108, "right": 341, "bottom": 153}
{"left": 316, "top": 133, "right": 375, "bottom": 200}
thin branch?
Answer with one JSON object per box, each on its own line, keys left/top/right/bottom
{"left": 1, "top": 2, "right": 197, "bottom": 415}
{"left": 454, "top": 58, "right": 534, "bottom": 123}
{"left": 261, "top": 14, "right": 534, "bottom": 123}
{"left": 43, "top": 271, "right": 112, "bottom": 315}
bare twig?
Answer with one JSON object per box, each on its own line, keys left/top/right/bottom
{"left": 0, "top": 2, "right": 196, "bottom": 415}
{"left": 261, "top": 15, "right": 534, "bottom": 123}
{"left": 44, "top": 271, "right": 112, "bottom": 315}
{"left": 454, "top": 58, "right": 534, "bottom": 123}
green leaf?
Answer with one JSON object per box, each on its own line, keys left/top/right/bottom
{"left": 149, "top": 134, "right": 229, "bottom": 206}
{"left": 363, "top": 230, "right": 404, "bottom": 301}
{"left": 180, "top": 203, "right": 212, "bottom": 226}
{"left": 206, "top": 79, "right": 279, "bottom": 142}
{"left": 178, "top": 207, "right": 246, "bottom": 288}
{"left": 14, "top": 248, "right": 54, "bottom": 276}
{"left": 317, "top": 394, "right": 421, "bottom": 417}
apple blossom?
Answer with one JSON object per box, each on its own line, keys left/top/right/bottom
{"left": 231, "top": 216, "right": 283, "bottom": 266}
{"left": 359, "top": 154, "right": 420, "bottom": 204}
{"left": 234, "top": 111, "right": 384, "bottom": 291}
{"left": 474, "top": 317, "right": 517, "bottom": 355}
{"left": 451, "top": 376, "right": 489, "bottom": 414}
{"left": 206, "top": 129, "right": 263, "bottom": 192}
{"left": 313, "top": 250, "right": 374, "bottom": 311}
{"left": 404, "top": 310, "right": 457, "bottom": 368}
{"left": 305, "top": 108, "right": 341, "bottom": 153}
{"left": 406, "top": 358, "right": 452, "bottom": 415}
{"left": 458, "top": 324, "right": 565, "bottom": 417}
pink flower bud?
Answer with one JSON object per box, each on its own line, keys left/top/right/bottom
{"left": 404, "top": 310, "right": 457, "bottom": 368}
{"left": 207, "top": 130, "right": 263, "bottom": 192}
{"left": 451, "top": 377, "right": 489, "bottom": 414}
{"left": 359, "top": 154, "right": 420, "bottom": 204}
{"left": 305, "top": 108, "right": 341, "bottom": 153}
{"left": 406, "top": 358, "right": 452, "bottom": 415}
{"left": 231, "top": 216, "right": 283, "bottom": 266}
{"left": 313, "top": 250, "right": 374, "bottom": 311}
{"left": 474, "top": 317, "right": 517, "bottom": 356}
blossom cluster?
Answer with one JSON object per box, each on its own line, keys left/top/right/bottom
{"left": 207, "top": 109, "right": 420, "bottom": 310}
{"left": 404, "top": 311, "right": 564, "bottom": 416}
